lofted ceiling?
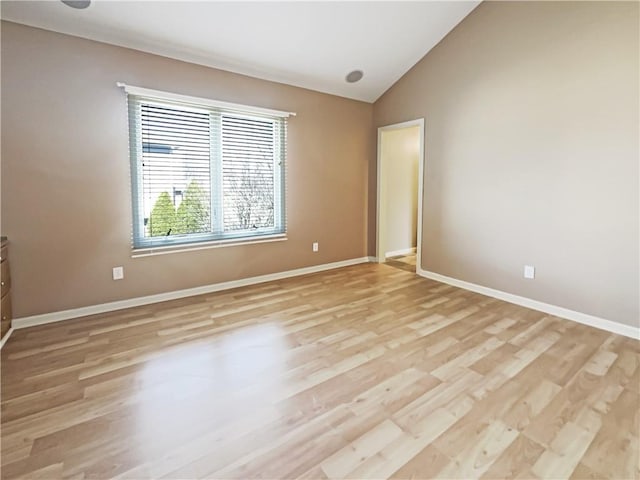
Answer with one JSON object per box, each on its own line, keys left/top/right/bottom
{"left": 1, "top": 1, "right": 480, "bottom": 102}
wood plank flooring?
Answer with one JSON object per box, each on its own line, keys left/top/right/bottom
{"left": 1, "top": 263, "right": 638, "bottom": 479}
{"left": 384, "top": 254, "right": 416, "bottom": 273}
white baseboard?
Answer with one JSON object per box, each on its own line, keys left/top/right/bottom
{"left": 17, "top": 258, "right": 634, "bottom": 341}
{"left": 13, "top": 257, "right": 372, "bottom": 330}
{"left": 0, "top": 327, "right": 14, "bottom": 349}
{"left": 417, "top": 268, "right": 639, "bottom": 340}
{"left": 385, "top": 247, "right": 416, "bottom": 258}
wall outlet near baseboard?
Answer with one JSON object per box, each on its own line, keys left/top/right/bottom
{"left": 112, "top": 266, "right": 124, "bottom": 280}
{"left": 312, "top": 242, "right": 319, "bottom": 252}
{"left": 524, "top": 265, "right": 535, "bottom": 279}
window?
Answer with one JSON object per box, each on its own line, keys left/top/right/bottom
{"left": 123, "top": 86, "right": 288, "bottom": 250}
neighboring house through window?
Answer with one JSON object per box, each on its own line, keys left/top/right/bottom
{"left": 121, "top": 84, "right": 290, "bottom": 250}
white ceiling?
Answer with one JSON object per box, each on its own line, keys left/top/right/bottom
{"left": 1, "top": 1, "right": 480, "bottom": 102}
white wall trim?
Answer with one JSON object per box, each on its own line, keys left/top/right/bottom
{"left": 0, "top": 328, "right": 14, "bottom": 349}
{"left": 385, "top": 247, "right": 416, "bottom": 258}
{"left": 17, "top": 256, "right": 634, "bottom": 341}
{"left": 13, "top": 257, "right": 372, "bottom": 330}
{"left": 117, "top": 83, "right": 295, "bottom": 118}
{"left": 131, "top": 234, "right": 287, "bottom": 258}
{"left": 376, "top": 118, "right": 425, "bottom": 272}
{"left": 417, "top": 268, "right": 639, "bottom": 340}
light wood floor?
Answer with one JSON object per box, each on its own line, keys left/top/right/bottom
{"left": 1, "top": 263, "right": 638, "bottom": 479}
{"left": 385, "top": 254, "right": 417, "bottom": 273}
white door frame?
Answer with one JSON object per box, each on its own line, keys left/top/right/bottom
{"left": 376, "top": 118, "right": 425, "bottom": 272}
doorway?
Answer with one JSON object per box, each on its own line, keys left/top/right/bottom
{"left": 376, "top": 119, "right": 425, "bottom": 273}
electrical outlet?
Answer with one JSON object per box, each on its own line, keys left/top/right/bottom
{"left": 312, "top": 242, "right": 319, "bottom": 252}
{"left": 524, "top": 265, "right": 535, "bottom": 279}
{"left": 112, "top": 266, "right": 124, "bottom": 280}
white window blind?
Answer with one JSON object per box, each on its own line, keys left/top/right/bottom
{"left": 125, "top": 90, "right": 287, "bottom": 250}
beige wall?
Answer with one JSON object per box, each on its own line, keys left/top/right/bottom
{"left": 0, "top": 21, "right": 373, "bottom": 318}
{"left": 373, "top": 1, "right": 639, "bottom": 327}
{"left": 380, "top": 126, "right": 419, "bottom": 257}
{"left": 3, "top": 2, "right": 638, "bottom": 328}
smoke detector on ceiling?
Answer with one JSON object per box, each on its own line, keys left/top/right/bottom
{"left": 345, "top": 70, "right": 364, "bottom": 83}
{"left": 61, "top": 0, "right": 91, "bottom": 9}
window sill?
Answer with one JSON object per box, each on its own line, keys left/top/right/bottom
{"left": 131, "top": 234, "right": 287, "bottom": 258}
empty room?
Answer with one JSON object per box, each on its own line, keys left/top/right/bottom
{"left": 1, "top": 1, "right": 638, "bottom": 479}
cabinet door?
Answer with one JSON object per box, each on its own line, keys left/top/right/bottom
{"left": 1, "top": 259, "right": 10, "bottom": 298}
{"left": 1, "top": 293, "right": 11, "bottom": 338}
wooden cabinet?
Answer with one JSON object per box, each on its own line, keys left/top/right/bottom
{"left": 1, "top": 237, "right": 12, "bottom": 340}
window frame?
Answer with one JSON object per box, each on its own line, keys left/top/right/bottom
{"left": 123, "top": 85, "right": 290, "bottom": 252}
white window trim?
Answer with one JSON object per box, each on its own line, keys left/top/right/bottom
{"left": 131, "top": 233, "right": 288, "bottom": 258}
{"left": 117, "top": 83, "right": 296, "bottom": 118}
{"left": 121, "top": 83, "right": 291, "bottom": 253}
